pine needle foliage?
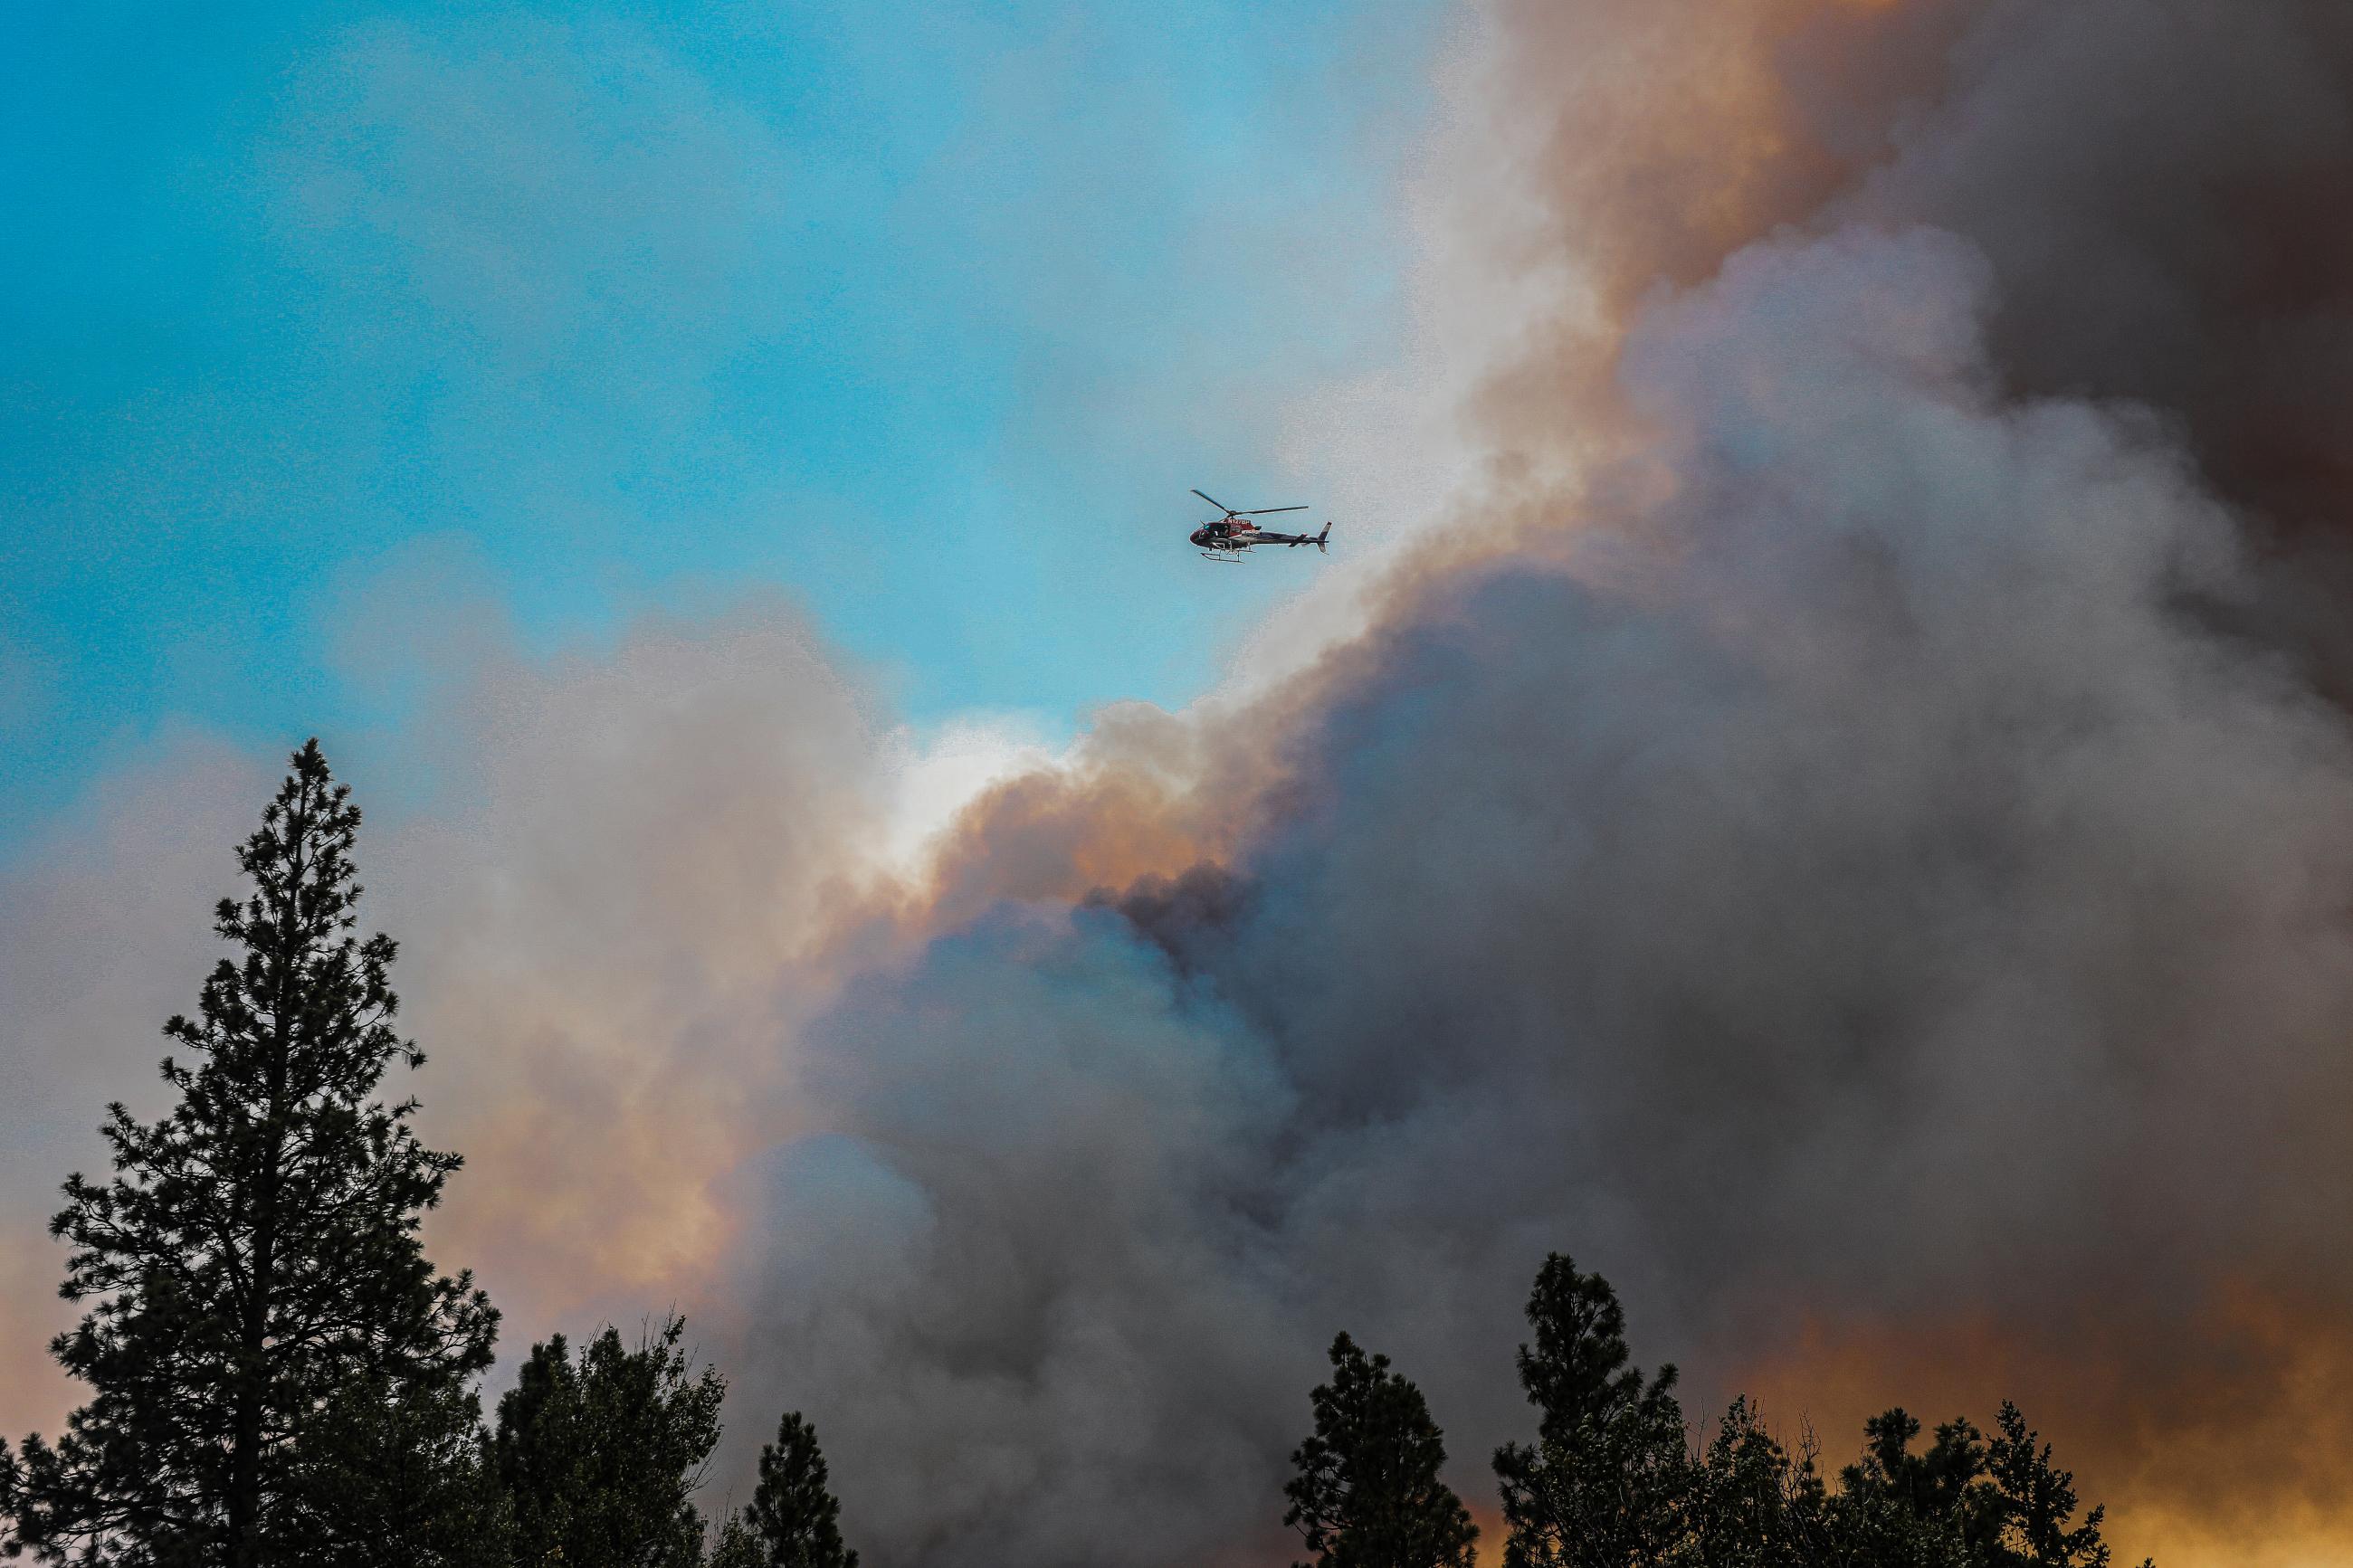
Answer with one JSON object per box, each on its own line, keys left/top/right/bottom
{"left": 711, "top": 1412, "right": 858, "bottom": 1568}
{"left": 1492, "top": 1254, "right": 1691, "bottom": 1568}
{"left": 1284, "top": 1332, "right": 1479, "bottom": 1568}
{"left": 5, "top": 740, "right": 495, "bottom": 1567}
{"left": 492, "top": 1317, "right": 725, "bottom": 1568}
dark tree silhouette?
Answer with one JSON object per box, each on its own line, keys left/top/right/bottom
{"left": 1825, "top": 1402, "right": 2143, "bottom": 1567}
{"left": 1679, "top": 1397, "right": 1842, "bottom": 1568}
{"left": 708, "top": 1519, "right": 763, "bottom": 1568}
{"left": 492, "top": 1317, "right": 725, "bottom": 1568}
{"left": 1491, "top": 1254, "right": 1691, "bottom": 1568}
{"left": 712, "top": 1412, "right": 858, "bottom": 1568}
{"left": 1284, "top": 1332, "right": 1478, "bottom": 1568}
{"left": 1986, "top": 1403, "right": 2133, "bottom": 1568}
{"left": 1837, "top": 1408, "right": 2002, "bottom": 1561}
{"left": 5, "top": 740, "right": 496, "bottom": 1566}
{"left": 274, "top": 1374, "right": 510, "bottom": 1567}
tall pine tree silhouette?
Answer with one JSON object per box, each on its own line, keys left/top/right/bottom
{"left": 710, "top": 1411, "right": 858, "bottom": 1568}
{"left": 1491, "top": 1253, "right": 1691, "bottom": 1568}
{"left": 1986, "top": 1402, "right": 2132, "bottom": 1568}
{"left": 5, "top": 741, "right": 496, "bottom": 1566}
{"left": 491, "top": 1317, "right": 723, "bottom": 1568}
{"left": 1283, "top": 1332, "right": 1478, "bottom": 1568}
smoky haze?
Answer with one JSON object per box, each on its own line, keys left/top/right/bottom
{"left": 728, "top": 5, "right": 2353, "bottom": 1563}
{"left": 742, "top": 229, "right": 2353, "bottom": 1568}
{"left": 11, "top": 5, "right": 2353, "bottom": 1567}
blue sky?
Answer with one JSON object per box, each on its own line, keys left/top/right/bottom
{"left": 0, "top": 0, "right": 1442, "bottom": 849}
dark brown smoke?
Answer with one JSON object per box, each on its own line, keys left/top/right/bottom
{"left": 713, "top": 7, "right": 2353, "bottom": 1565}
{"left": 18, "top": 7, "right": 2352, "bottom": 1566}
{"left": 1483, "top": 0, "right": 2353, "bottom": 679}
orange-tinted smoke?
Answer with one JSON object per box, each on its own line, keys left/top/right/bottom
{"left": 1458, "top": 0, "right": 1973, "bottom": 476}
{"left": 1728, "top": 1279, "right": 2353, "bottom": 1568}
{"left": 834, "top": 5, "right": 2353, "bottom": 1561}
{"left": 19, "top": 13, "right": 2353, "bottom": 1568}
{"left": 1433, "top": 3, "right": 2353, "bottom": 1563}
{"left": 1476, "top": 0, "right": 2353, "bottom": 561}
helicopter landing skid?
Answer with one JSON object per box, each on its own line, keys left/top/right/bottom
{"left": 1198, "top": 548, "right": 1245, "bottom": 562}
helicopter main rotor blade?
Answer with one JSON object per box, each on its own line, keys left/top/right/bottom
{"left": 1191, "top": 489, "right": 1235, "bottom": 515}
{"left": 1239, "top": 505, "right": 1309, "bottom": 514}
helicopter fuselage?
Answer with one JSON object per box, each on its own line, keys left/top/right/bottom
{"left": 1190, "top": 518, "right": 1324, "bottom": 555}
{"left": 1185, "top": 489, "right": 1329, "bottom": 559}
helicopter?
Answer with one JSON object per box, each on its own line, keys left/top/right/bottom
{"left": 1188, "top": 489, "right": 1332, "bottom": 561}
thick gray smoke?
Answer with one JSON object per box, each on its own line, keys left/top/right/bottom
{"left": 708, "top": 7, "right": 2353, "bottom": 1563}
{"left": 1485, "top": 0, "right": 2353, "bottom": 671}
{"left": 1842, "top": 2, "right": 2353, "bottom": 535}
{"left": 734, "top": 214, "right": 2353, "bottom": 1564}
{"left": 16, "top": 6, "right": 2353, "bottom": 1565}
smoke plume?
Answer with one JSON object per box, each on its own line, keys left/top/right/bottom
{"left": 13, "top": 5, "right": 2353, "bottom": 1567}
{"left": 726, "top": 6, "right": 2353, "bottom": 1563}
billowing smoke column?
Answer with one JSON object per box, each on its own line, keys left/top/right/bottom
{"left": 12, "top": 5, "right": 2353, "bottom": 1567}
{"left": 724, "top": 5, "right": 2353, "bottom": 1565}
{"left": 1479, "top": 0, "right": 2353, "bottom": 668}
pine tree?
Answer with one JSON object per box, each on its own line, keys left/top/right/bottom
{"left": 5, "top": 740, "right": 497, "bottom": 1566}
{"left": 1676, "top": 1398, "right": 1834, "bottom": 1568}
{"left": 1984, "top": 1403, "right": 2138, "bottom": 1568}
{"left": 1835, "top": 1409, "right": 2001, "bottom": 1560}
{"left": 1283, "top": 1332, "right": 1479, "bottom": 1568}
{"left": 274, "top": 1373, "right": 511, "bottom": 1568}
{"left": 491, "top": 1317, "right": 725, "bottom": 1568}
{"left": 1819, "top": 1403, "right": 2148, "bottom": 1568}
{"left": 1491, "top": 1254, "right": 1691, "bottom": 1568}
{"left": 1462, "top": 1256, "right": 2152, "bottom": 1568}
{"left": 1, "top": 1440, "right": 18, "bottom": 1547}
{"left": 721, "top": 1412, "right": 858, "bottom": 1568}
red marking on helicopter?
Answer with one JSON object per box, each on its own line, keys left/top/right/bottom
{"left": 1187, "top": 489, "right": 1332, "bottom": 561}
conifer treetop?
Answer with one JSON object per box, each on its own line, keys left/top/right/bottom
{"left": 8, "top": 739, "right": 495, "bottom": 1567}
